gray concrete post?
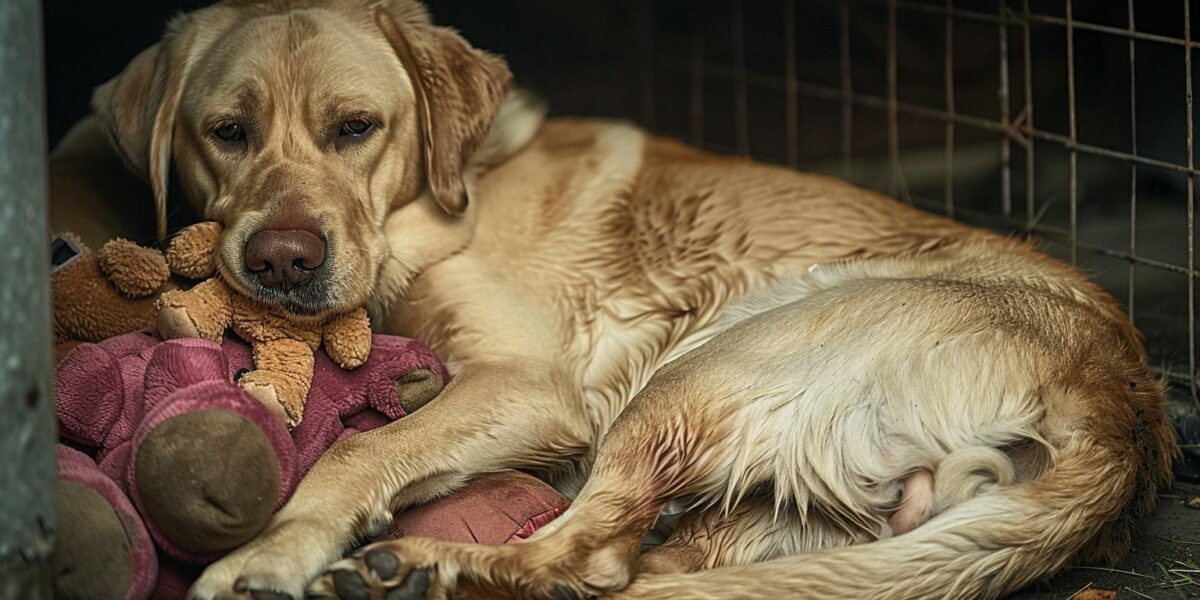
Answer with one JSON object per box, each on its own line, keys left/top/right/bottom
{"left": 0, "top": 0, "right": 57, "bottom": 596}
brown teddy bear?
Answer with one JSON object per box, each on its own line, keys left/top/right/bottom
{"left": 49, "top": 232, "right": 173, "bottom": 362}
{"left": 155, "top": 221, "right": 371, "bottom": 427}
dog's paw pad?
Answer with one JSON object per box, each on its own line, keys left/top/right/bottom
{"left": 311, "top": 557, "right": 433, "bottom": 600}
{"left": 331, "top": 570, "right": 370, "bottom": 600}
{"left": 365, "top": 549, "right": 401, "bottom": 580}
{"left": 387, "top": 568, "right": 431, "bottom": 600}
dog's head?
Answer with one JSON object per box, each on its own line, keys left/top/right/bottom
{"left": 93, "top": 0, "right": 510, "bottom": 316}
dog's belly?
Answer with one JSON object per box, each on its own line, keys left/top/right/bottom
{"left": 578, "top": 260, "right": 1058, "bottom": 546}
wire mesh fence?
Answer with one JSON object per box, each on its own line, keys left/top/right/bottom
{"left": 635, "top": 0, "right": 1200, "bottom": 410}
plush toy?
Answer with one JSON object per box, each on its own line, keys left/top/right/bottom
{"left": 156, "top": 222, "right": 370, "bottom": 427}
{"left": 50, "top": 331, "right": 568, "bottom": 599}
{"left": 49, "top": 232, "right": 171, "bottom": 362}
{"left": 51, "top": 330, "right": 447, "bottom": 597}
{"left": 47, "top": 233, "right": 571, "bottom": 599}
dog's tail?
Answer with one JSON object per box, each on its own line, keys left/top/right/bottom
{"left": 614, "top": 396, "right": 1174, "bottom": 599}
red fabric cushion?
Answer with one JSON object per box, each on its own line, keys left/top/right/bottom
{"left": 387, "top": 470, "right": 569, "bottom": 545}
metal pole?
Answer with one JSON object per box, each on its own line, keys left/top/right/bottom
{"left": 0, "top": 0, "right": 57, "bottom": 596}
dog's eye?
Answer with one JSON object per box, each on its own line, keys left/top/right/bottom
{"left": 212, "top": 122, "right": 245, "bottom": 143}
{"left": 339, "top": 118, "right": 375, "bottom": 138}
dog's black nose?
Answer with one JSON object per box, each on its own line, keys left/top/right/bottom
{"left": 244, "top": 229, "right": 326, "bottom": 290}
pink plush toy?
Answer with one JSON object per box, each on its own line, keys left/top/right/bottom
{"left": 50, "top": 331, "right": 568, "bottom": 599}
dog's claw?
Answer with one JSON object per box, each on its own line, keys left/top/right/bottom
{"left": 365, "top": 549, "right": 401, "bottom": 580}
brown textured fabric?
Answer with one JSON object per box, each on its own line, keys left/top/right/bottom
{"left": 51, "top": 481, "right": 133, "bottom": 600}
{"left": 135, "top": 410, "right": 280, "bottom": 554}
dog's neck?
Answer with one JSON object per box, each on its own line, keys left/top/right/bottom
{"left": 370, "top": 189, "right": 478, "bottom": 316}
{"left": 368, "top": 87, "right": 546, "bottom": 318}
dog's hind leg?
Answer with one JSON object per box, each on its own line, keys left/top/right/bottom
{"left": 637, "top": 495, "right": 860, "bottom": 577}
{"left": 306, "top": 326, "right": 804, "bottom": 600}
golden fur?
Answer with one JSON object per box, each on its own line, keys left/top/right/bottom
{"left": 48, "top": 1, "right": 1176, "bottom": 598}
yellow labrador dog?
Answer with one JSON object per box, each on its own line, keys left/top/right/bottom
{"left": 71, "top": 0, "right": 1175, "bottom": 598}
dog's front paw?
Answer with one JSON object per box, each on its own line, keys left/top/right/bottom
{"left": 307, "top": 539, "right": 450, "bottom": 600}
{"left": 189, "top": 520, "right": 343, "bottom": 600}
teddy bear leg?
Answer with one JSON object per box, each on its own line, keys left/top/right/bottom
{"left": 156, "top": 279, "right": 232, "bottom": 342}
{"left": 52, "top": 446, "right": 157, "bottom": 600}
{"left": 129, "top": 380, "right": 298, "bottom": 559}
{"left": 240, "top": 339, "right": 315, "bottom": 427}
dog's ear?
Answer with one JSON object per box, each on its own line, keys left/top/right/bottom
{"left": 92, "top": 17, "right": 198, "bottom": 240}
{"left": 375, "top": 5, "right": 512, "bottom": 216}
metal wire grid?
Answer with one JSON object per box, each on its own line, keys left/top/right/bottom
{"left": 636, "top": 0, "right": 1200, "bottom": 410}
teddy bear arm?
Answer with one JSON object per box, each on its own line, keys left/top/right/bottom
{"left": 241, "top": 338, "right": 315, "bottom": 427}
{"left": 322, "top": 308, "right": 372, "bottom": 369}
{"left": 165, "top": 221, "right": 223, "bottom": 279}
{"left": 156, "top": 278, "right": 233, "bottom": 342}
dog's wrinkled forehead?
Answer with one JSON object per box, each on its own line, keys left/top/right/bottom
{"left": 181, "top": 11, "right": 407, "bottom": 123}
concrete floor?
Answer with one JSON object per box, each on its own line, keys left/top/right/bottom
{"left": 1011, "top": 479, "right": 1200, "bottom": 600}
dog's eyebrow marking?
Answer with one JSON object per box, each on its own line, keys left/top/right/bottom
{"left": 234, "top": 85, "right": 264, "bottom": 120}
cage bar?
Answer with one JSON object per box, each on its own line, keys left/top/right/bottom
{"left": 1127, "top": 0, "right": 1138, "bottom": 325}
{"left": 997, "top": 1, "right": 1011, "bottom": 219}
{"left": 944, "top": 0, "right": 956, "bottom": 217}
{"left": 1186, "top": 0, "right": 1198, "bottom": 406}
{"left": 887, "top": 0, "right": 901, "bottom": 199}
{"left": 689, "top": 15, "right": 704, "bottom": 146}
{"left": 784, "top": 0, "right": 799, "bottom": 169}
{"left": 636, "top": 0, "right": 656, "bottom": 132}
{"left": 1066, "top": 0, "right": 1078, "bottom": 266}
{"left": 1021, "top": 0, "right": 1035, "bottom": 226}
{"left": 732, "top": 0, "right": 749, "bottom": 155}
{"left": 840, "top": 0, "right": 853, "bottom": 178}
